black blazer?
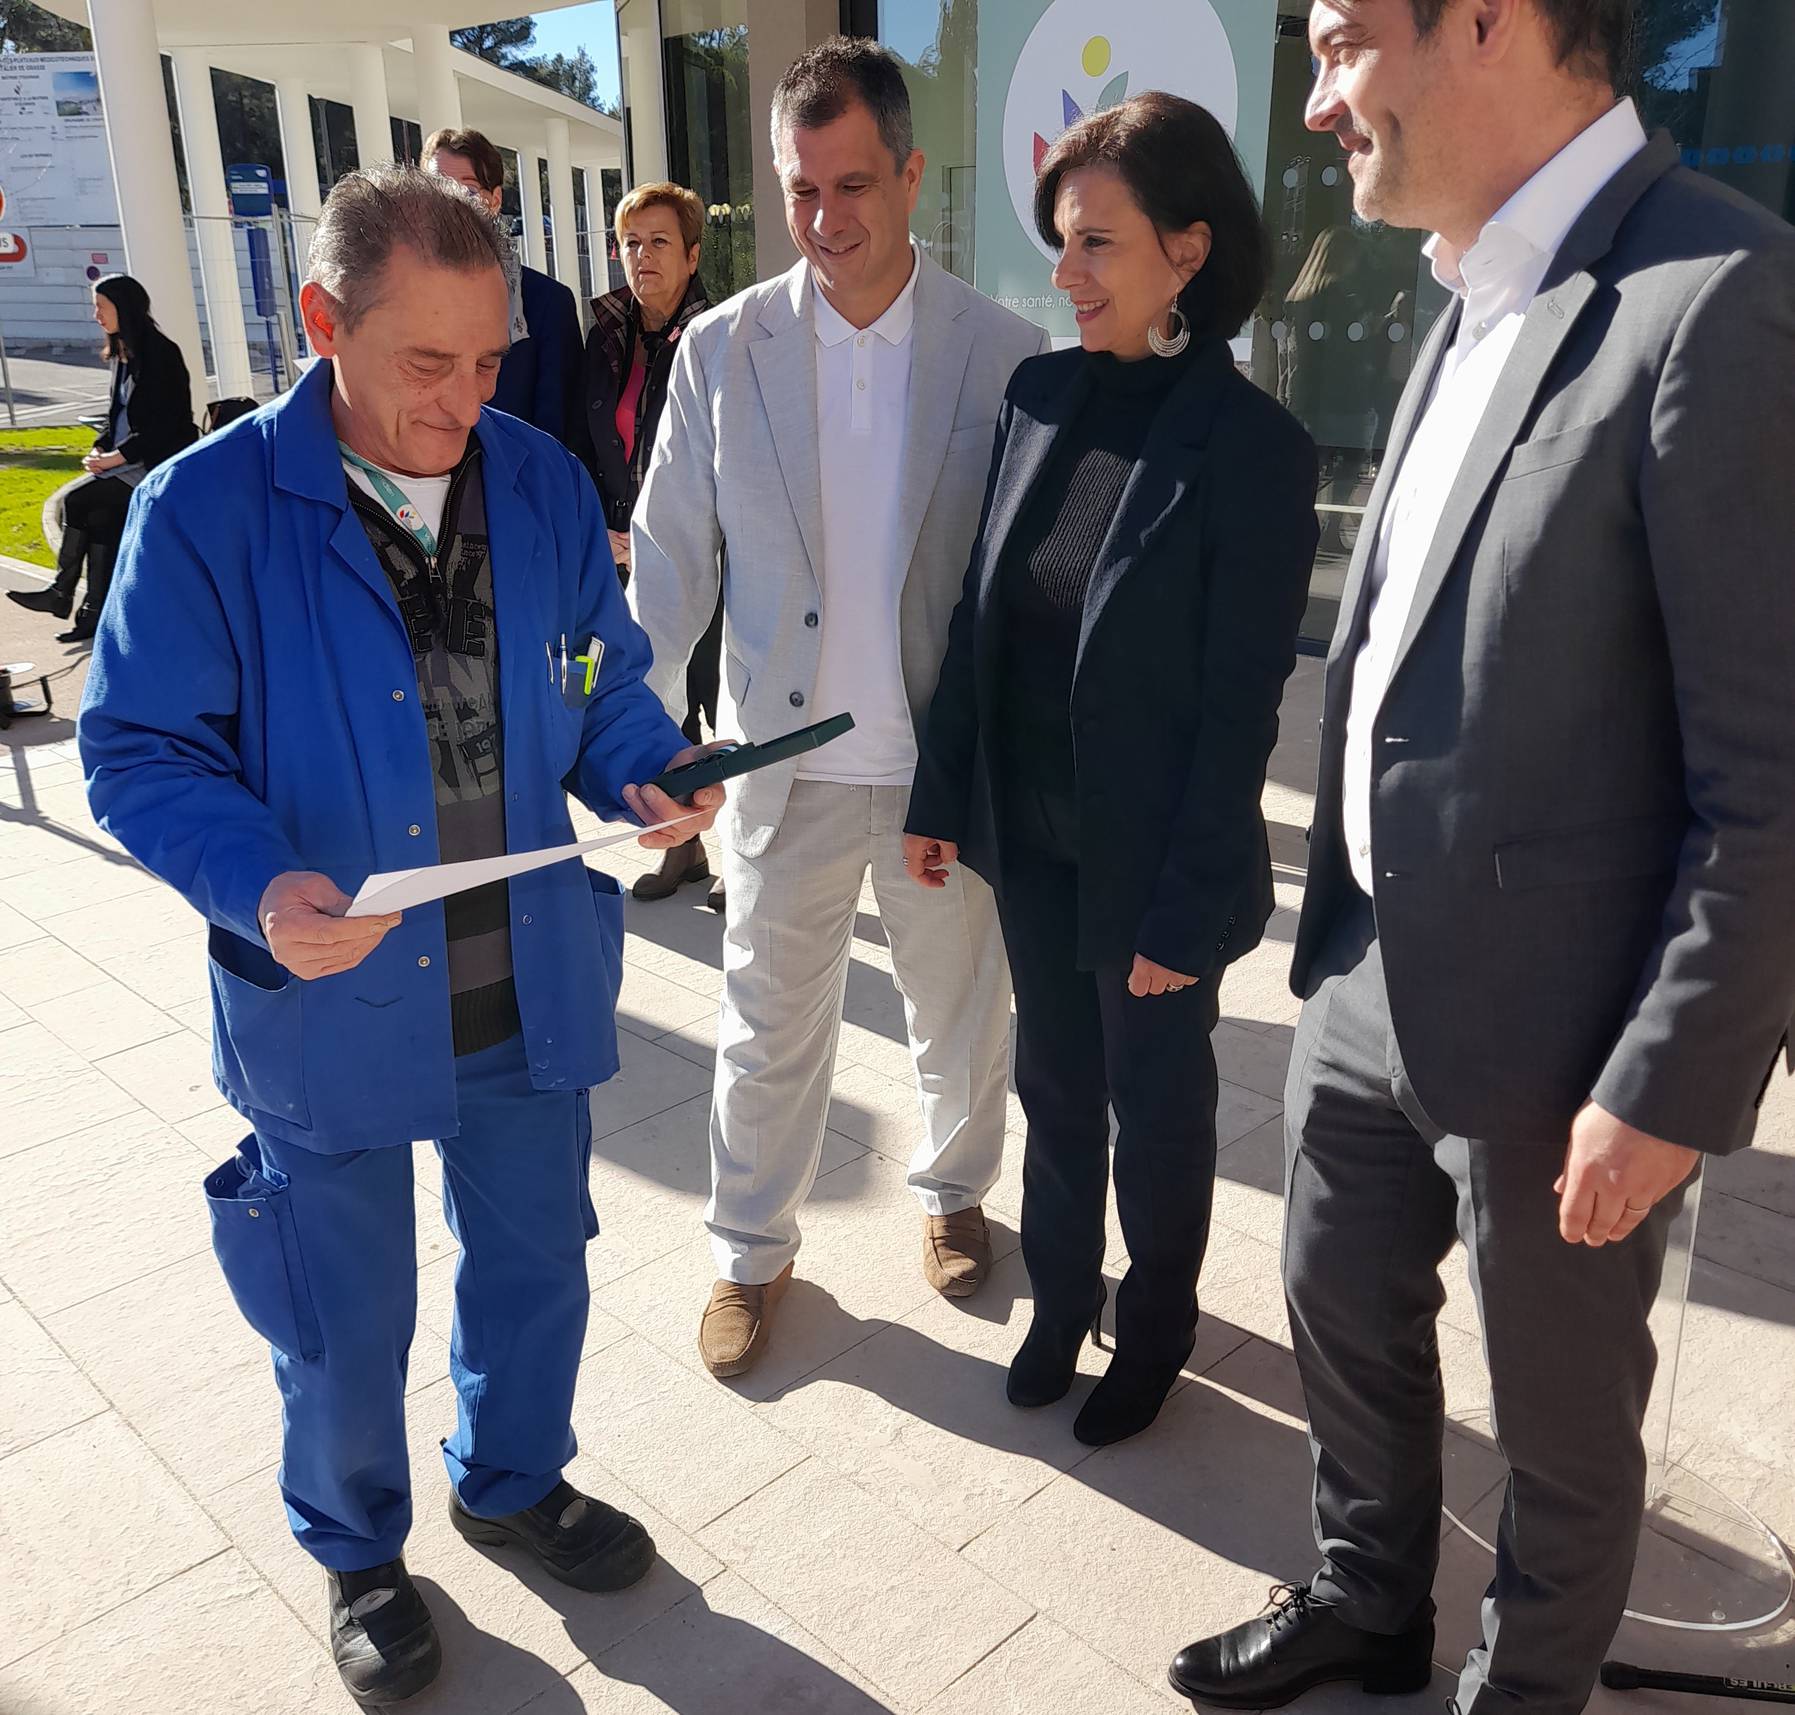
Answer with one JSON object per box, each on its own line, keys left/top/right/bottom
{"left": 487, "top": 266, "right": 583, "bottom": 445}
{"left": 908, "top": 339, "right": 1318, "bottom": 978}
{"left": 97, "top": 329, "right": 197, "bottom": 471}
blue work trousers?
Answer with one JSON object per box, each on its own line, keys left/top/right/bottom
{"left": 203, "top": 1034, "right": 597, "bottom": 1570}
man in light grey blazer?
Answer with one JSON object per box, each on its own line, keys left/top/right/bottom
{"left": 630, "top": 37, "right": 1048, "bottom": 1379}
{"left": 1171, "top": 1, "right": 1795, "bottom": 1711}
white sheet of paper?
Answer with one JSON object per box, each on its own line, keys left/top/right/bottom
{"left": 345, "top": 813, "right": 702, "bottom": 918}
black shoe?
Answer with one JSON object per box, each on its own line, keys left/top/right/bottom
{"left": 327, "top": 1559, "right": 442, "bottom": 1709}
{"left": 7, "top": 586, "right": 74, "bottom": 618}
{"left": 705, "top": 876, "right": 726, "bottom": 913}
{"left": 56, "top": 611, "right": 98, "bottom": 645}
{"left": 631, "top": 835, "right": 710, "bottom": 901}
{"left": 448, "top": 1479, "right": 656, "bottom": 1592}
{"left": 1072, "top": 1348, "right": 1185, "bottom": 1446}
{"left": 1007, "top": 1282, "right": 1107, "bottom": 1408}
{"left": 1169, "top": 1582, "right": 1435, "bottom": 1708}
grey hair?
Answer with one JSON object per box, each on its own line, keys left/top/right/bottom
{"left": 770, "top": 36, "right": 915, "bottom": 173}
{"left": 306, "top": 165, "right": 507, "bottom": 331}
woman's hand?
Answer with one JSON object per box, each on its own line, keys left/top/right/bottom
{"left": 622, "top": 741, "right": 730, "bottom": 847}
{"left": 607, "top": 529, "right": 632, "bottom": 569}
{"left": 83, "top": 449, "right": 126, "bottom": 475}
{"left": 902, "top": 833, "right": 958, "bottom": 888}
{"left": 1128, "top": 954, "right": 1197, "bottom": 998}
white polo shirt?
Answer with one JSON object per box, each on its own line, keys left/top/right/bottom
{"left": 798, "top": 246, "right": 921, "bottom": 787}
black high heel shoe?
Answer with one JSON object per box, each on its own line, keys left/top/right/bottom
{"left": 1073, "top": 1350, "right": 1186, "bottom": 1447}
{"left": 1006, "top": 1281, "right": 1107, "bottom": 1409}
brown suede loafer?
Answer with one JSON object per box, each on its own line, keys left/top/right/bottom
{"left": 698, "top": 1262, "right": 793, "bottom": 1377}
{"left": 922, "top": 1207, "right": 992, "bottom": 1298}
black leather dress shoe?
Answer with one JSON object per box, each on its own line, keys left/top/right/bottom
{"left": 1169, "top": 1582, "right": 1435, "bottom": 1708}
{"left": 327, "top": 1559, "right": 441, "bottom": 1708}
{"left": 449, "top": 1480, "right": 656, "bottom": 1592}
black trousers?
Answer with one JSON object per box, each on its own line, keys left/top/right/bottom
{"left": 682, "top": 589, "right": 724, "bottom": 746}
{"left": 998, "top": 783, "right": 1222, "bottom": 1367}
{"left": 1285, "top": 895, "right": 1681, "bottom": 1712}
{"left": 63, "top": 471, "right": 134, "bottom": 546}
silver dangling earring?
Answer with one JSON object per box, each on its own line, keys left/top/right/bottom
{"left": 1148, "top": 302, "right": 1190, "bottom": 358}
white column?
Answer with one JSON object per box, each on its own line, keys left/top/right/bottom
{"left": 517, "top": 147, "right": 548, "bottom": 274}
{"left": 410, "top": 23, "right": 462, "bottom": 138}
{"left": 170, "top": 49, "right": 254, "bottom": 400}
{"left": 275, "top": 76, "right": 322, "bottom": 273}
{"left": 544, "top": 115, "right": 579, "bottom": 291}
{"left": 616, "top": 0, "right": 668, "bottom": 185}
{"left": 349, "top": 43, "right": 393, "bottom": 170}
{"left": 86, "top": 0, "right": 206, "bottom": 414}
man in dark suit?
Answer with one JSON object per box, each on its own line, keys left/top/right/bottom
{"left": 1170, "top": 2, "right": 1795, "bottom": 1711}
{"left": 425, "top": 127, "right": 583, "bottom": 449}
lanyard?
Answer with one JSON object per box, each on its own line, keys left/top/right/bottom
{"left": 339, "top": 442, "right": 439, "bottom": 562}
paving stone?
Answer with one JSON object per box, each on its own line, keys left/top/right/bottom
{"left": 0, "top": 1022, "right": 142, "bottom": 1157}
{"left": 0, "top": 990, "right": 23, "bottom": 1030}
{"left": 615, "top": 962, "right": 717, "bottom": 1043}
{"left": 698, "top": 1460, "right": 1034, "bottom": 1709}
{"left": 568, "top": 1335, "right": 809, "bottom": 1533}
{"left": 921, "top": 1613, "right": 1173, "bottom": 1715}
{"left": 588, "top": 1031, "right": 713, "bottom": 1142}
{"left": 0, "top": 1549, "right": 339, "bottom": 1714}
{"left": 178, "top": 1103, "right": 253, "bottom": 1160}
{"left": 106, "top": 935, "right": 212, "bottom": 1009}
{"left": 0, "top": 1412, "right": 226, "bottom": 1667}
{"left": 0, "top": 897, "right": 42, "bottom": 951}
{"left": 547, "top": 1573, "right": 893, "bottom": 1714}
{"left": 1211, "top": 1018, "right": 1295, "bottom": 1104}
{"left": 0, "top": 853, "right": 157, "bottom": 919}
{"left": 0, "top": 1115, "right": 211, "bottom": 1316}
{"left": 0, "top": 935, "right": 108, "bottom": 1006}
{"left": 28, "top": 976, "right": 181, "bottom": 1060}
{"left": 1218, "top": 940, "right": 1304, "bottom": 1033}
{"left": 211, "top": 1375, "right": 723, "bottom": 1709}
{"left": 94, "top": 1027, "right": 224, "bottom": 1123}
{"left": 0, "top": 1301, "right": 107, "bottom": 1459}
{"left": 40, "top": 883, "right": 205, "bottom": 966}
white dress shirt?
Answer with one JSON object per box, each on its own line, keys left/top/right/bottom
{"left": 1341, "top": 99, "right": 1647, "bottom": 896}
{"left": 799, "top": 245, "right": 922, "bottom": 787}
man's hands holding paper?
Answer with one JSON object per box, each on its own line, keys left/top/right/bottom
{"left": 261, "top": 871, "right": 402, "bottom": 981}
{"left": 623, "top": 740, "right": 730, "bottom": 848}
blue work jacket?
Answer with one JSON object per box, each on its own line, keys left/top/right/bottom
{"left": 79, "top": 362, "right": 689, "bottom": 1152}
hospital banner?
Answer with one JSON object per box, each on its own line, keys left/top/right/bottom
{"left": 0, "top": 51, "right": 120, "bottom": 229}
{"left": 973, "top": 0, "right": 1276, "bottom": 344}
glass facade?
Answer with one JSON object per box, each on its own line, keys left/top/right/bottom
{"left": 869, "top": 0, "right": 1795, "bottom": 648}
{"left": 660, "top": 0, "right": 758, "bottom": 303}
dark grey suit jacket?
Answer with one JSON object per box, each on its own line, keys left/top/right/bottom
{"left": 1292, "top": 131, "right": 1795, "bottom": 1155}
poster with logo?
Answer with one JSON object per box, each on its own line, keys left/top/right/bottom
{"left": 974, "top": 0, "right": 1275, "bottom": 344}
{"left": 0, "top": 52, "right": 120, "bottom": 230}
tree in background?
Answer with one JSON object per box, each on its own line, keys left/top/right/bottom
{"left": 451, "top": 14, "right": 619, "bottom": 116}
{"left": 0, "top": 0, "right": 91, "bottom": 52}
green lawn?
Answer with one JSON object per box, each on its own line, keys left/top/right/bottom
{"left": 0, "top": 427, "right": 92, "bottom": 570}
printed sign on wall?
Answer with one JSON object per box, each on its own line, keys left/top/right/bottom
{"left": 0, "top": 52, "right": 121, "bottom": 229}
{"left": 974, "top": 0, "right": 1274, "bottom": 343}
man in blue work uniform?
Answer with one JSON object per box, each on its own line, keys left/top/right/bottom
{"left": 79, "top": 167, "right": 721, "bottom": 1708}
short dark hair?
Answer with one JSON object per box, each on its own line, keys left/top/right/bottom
{"left": 1409, "top": 0, "right": 1634, "bottom": 89}
{"left": 1034, "top": 91, "right": 1270, "bottom": 340}
{"left": 308, "top": 166, "right": 508, "bottom": 331}
{"left": 770, "top": 36, "right": 915, "bottom": 172}
{"left": 423, "top": 125, "right": 506, "bottom": 193}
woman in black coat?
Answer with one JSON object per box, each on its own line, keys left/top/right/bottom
{"left": 905, "top": 93, "right": 1319, "bottom": 1447}
{"left": 9, "top": 273, "right": 196, "bottom": 642}
{"left": 577, "top": 182, "right": 723, "bottom": 907}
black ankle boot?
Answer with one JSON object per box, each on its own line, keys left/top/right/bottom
{"left": 1072, "top": 1349, "right": 1186, "bottom": 1446}
{"left": 1007, "top": 1281, "right": 1107, "bottom": 1408}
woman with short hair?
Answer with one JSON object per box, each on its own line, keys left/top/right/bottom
{"left": 580, "top": 181, "right": 724, "bottom": 906}
{"left": 11, "top": 273, "right": 196, "bottom": 642}
{"left": 906, "top": 92, "right": 1319, "bottom": 1446}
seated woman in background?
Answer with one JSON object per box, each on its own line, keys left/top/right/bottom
{"left": 579, "top": 181, "right": 724, "bottom": 908}
{"left": 905, "top": 92, "right": 1319, "bottom": 1447}
{"left": 11, "top": 273, "right": 196, "bottom": 643}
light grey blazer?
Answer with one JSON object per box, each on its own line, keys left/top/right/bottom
{"left": 1293, "top": 132, "right": 1795, "bottom": 1155}
{"left": 628, "top": 253, "right": 1049, "bottom": 857}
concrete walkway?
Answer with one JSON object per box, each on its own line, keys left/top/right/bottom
{"left": 1, "top": 658, "right": 1790, "bottom": 1713}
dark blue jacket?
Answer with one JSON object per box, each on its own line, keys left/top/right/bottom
{"left": 79, "top": 361, "right": 687, "bottom": 1152}
{"left": 908, "top": 340, "right": 1319, "bottom": 978}
{"left": 488, "top": 265, "right": 582, "bottom": 446}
